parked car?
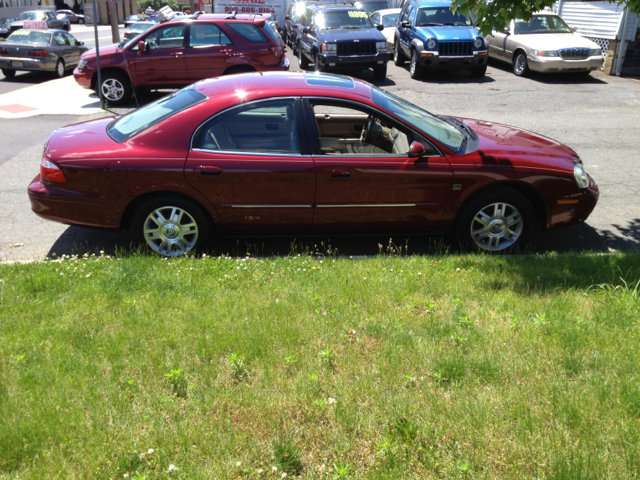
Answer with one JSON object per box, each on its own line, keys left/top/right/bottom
{"left": 73, "top": 14, "right": 288, "bottom": 105}
{"left": 0, "top": 29, "right": 88, "bottom": 78}
{"left": 146, "top": 14, "right": 159, "bottom": 23}
{"left": 29, "top": 71, "right": 598, "bottom": 256}
{"left": 394, "top": 0, "right": 488, "bottom": 79}
{"left": 283, "top": 0, "right": 307, "bottom": 50}
{"left": 353, "top": 0, "right": 391, "bottom": 15}
{"left": 296, "top": 3, "right": 390, "bottom": 79}
{"left": 485, "top": 13, "right": 605, "bottom": 76}
{"left": 123, "top": 21, "right": 155, "bottom": 41}
{"left": 0, "top": 17, "right": 16, "bottom": 38}
{"left": 370, "top": 8, "right": 400, "bottom": 53}
{"left": 56, "top": 10, "right": 85, "bottom": 24}
{"left": 124, "top": 14, "right": 143, "bottom": 28}
{"left": 9, "top": 10, "right": 71, "bottom": 34}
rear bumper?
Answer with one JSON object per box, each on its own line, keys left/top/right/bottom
{"left": 418, "top": 50, "right": 488, "bottom": 70}
{"left": 28, "top": 175, "right": 124, "bottom": 231}
{"left": 528, "top": 55, "right": 604, "bottom": 73}
{"left": 545, "top": 174, "right": 599, "bottom": 230}
{"left": 0, "top": 57, "right": 57, "bottom": 72}
{"left": 260, "top": 56, "right": 290, "bottom": 71}
{"left": 316, "top": 52, "right": 391, "bottom": 69}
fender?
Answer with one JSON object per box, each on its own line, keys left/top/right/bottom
{"left": 410, "top": 38, "right": 425, "bottom": 53}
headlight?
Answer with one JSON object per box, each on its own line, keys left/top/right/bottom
{"left": 376, "top": 41, "right": 388, "bottom": 52}
{"left": 474, "top": 37, "right": 483, "bottom": 49}
{"left": 77, "top": 59, "right": 88, "bottom": 70}
{"left": 322, "top": 43, "right": 337, "bottom": 54}
{"left": 590, "top": 48, "right": 602, "bottom": 56}
{"left": 426, "top": 38, "right": 436, "bottom": 49}
{"left": 574, "top": 163, "right": 589, "bottom": 189}
{"left": 530, "top": 50, "right": 559, "bottom": 57}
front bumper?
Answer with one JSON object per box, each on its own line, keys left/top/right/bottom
{"left": 316, "top": 51, "right": 391, "bottom": 69}
{"left": 418, "top": 50, "right": 488, "bottom": 70}
{"left": 528, "top": 55, "right": 604, "bottom": 73}
{"left": 0, "top": 57, "right": 57, "bottom": 72}
{"left": 73, "top": 67, "right": 93, "bottom": 88}
{"left": 545, "top": 174, "right": 599, "bottom": 230}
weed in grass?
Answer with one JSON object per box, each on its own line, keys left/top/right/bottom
{"left": 319, "top": 348, "right": 336, "bottom": 368}
{"left": 393, "top": 417, "right": 420, "bottom": 443}
{"left": 272, "top": 439, "right": 303, "bottom": 475}
{"left": 164, "top": 369, "right": 187, "bottom": 398}
{"left": 563, "top": 353, "right": 585, "bottom": 377}
{"left": 227, "top": 353, "right": 249, "bottom": 380}
{"left": 508, "top": 315, "right": 522, "bottom": 328}
{"left": 433, "top": 357, "right": 467, "bottom": 385}
{"left": 331, "top": 460, "right": 352, "bottom": 478}
{"left": 456, "top": 314, "right": 474, "bottom": 328}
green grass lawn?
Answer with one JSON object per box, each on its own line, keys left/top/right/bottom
{"left": 1, "top": 251, "right": 639, "bottom": 479}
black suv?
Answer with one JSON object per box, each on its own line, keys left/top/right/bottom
{"left": 296, "top": 3, "right": 391, "bottom": 79}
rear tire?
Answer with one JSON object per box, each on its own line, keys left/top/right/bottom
{"left": 298, "top": 46, "right": 309, "bottom": 70}
{"left": 2, "top": 68, "right": 16, "bottom": 79}
{"left": 393, "top": 40, "right": 404, "bottom": 66}
{"left": 79, "top": 18, "right": 85, "bottom": 24}
{"left": 132, "top": 196, "right": 211, "bottom": 257}
{"left": 100, "top": 70, "right": 132, "bottom": 106}
{"left": 373, "top": 64, "right": 387, "bottom": 80}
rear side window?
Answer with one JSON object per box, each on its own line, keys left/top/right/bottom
{"left": 108, "top": 87, "right": 206, "bottom": 143}
{"left": 190, "top": 23, "right": 232, "bottom": 46}
{"left": 261, "top": 20, "right": 280, "bottom": 41}
{"left": 225, "top": 22, "right": 266, "bottom": 42}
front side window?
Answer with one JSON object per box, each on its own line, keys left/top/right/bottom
{"left": 108, "top": 87, "right": 206, "bottom": 143}
{"left": 416, "top": 7, "right": 471, "bottom": 26}
{"left": 514, "top": 15, "right": 572, "bottom": 34}
{"left": 53, "top": 32, "right": 68, "bottom": 45}
{"left": 195, "top": 99, "right": 300, "bottom": 155}
{"left": 189, "top": 23, "right": 232, "bottom": 47}
{"left": 225, "top": 22, "right": 266, "bottom": 42}
{"left": 144, "top": 24, "right": 186, "bottom": 50}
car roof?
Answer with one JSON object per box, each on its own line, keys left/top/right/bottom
{"left": 191, "top": 13, "right": 272, "bottom": 21}
{"left": 195, "top": 71, "right": 373, "bottom": 102}
{"left": 413, "top": 0, "right": 454, "bottom": 7}
{"left": 371, "top": 8, "right": 401, "bottom": 14}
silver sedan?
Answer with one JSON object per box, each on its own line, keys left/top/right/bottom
{"left": 486, "top": 14, "right": 605, "bottom": 76}
{"left": 0, "top": 29, "right": 88, "bottom": 79}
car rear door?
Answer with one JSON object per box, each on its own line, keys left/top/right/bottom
{"left": 185, "top": 22, "right": 235, "bottom": 82}
{"left": 129, "top": 23, "right": 188, "bottom": 85}
{"left": 185, "top": 98, "right": 316, "bottom": 233}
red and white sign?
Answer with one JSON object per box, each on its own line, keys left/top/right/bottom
{"left": 23, "top": 20, "right": 48, "bottom": 29}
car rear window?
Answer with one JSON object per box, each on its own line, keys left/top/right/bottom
{"left": 225, "top": 22, "right": 266, "bottom": 42}
{"left": 108, "top": 87, "right": 206, "bottom": 143}
{"left": 261, "top": 20, "right": 280, "bottom": 41}
{"left": 7, "top": 30, "right": 51, "bottom": 44}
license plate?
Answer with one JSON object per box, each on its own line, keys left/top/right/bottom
{"left": 12, "top": 61, "right": 23, "bottom": 68}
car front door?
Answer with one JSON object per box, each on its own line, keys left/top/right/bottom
{"left": 185, "top": 22, "right": 234, "bottom": 82}
{"left": 129, "top": 23, "right": 188, "bottom": 85}
{"left": 184, "top": 98, "right": 316, "bottom": 233}
{"left": 52, "top": 31, "right": 74, "bottom": 65}
{"left": 62, "top": 32, "right": 80, "bottom": 65}
{"left": 306, "top": 99, "right": 453, "bottom": 232}
{"left": 398, "top": 3, "right": 415, "bottom": 57}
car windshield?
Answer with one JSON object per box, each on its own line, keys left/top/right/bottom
{"left": 18, "top": 12, "right": 40, "bottom": 20}
{"left": 316, "top": 10, "right": 373, "bottom": 29}
{"left": 0, "top": 18, "right": 13, "bottom": 25}
{"left": 355, "top": 1, "right": 390, "bottom": 14}
{"left": 381, "top": 13, "right": 398, "bottom": 27}
{"left": 130, "top": 22, "right": 152, "bottom": 31}
{"left": 108, "top": 87, "right": 207, "bottom": 143}
{"left": 372, "top": 87, "right": 464, "bottom": 152}
{"left": 514, "top": 15, "right": 572, "bottom": 34}
{"left": 416, "top": 7, "right": 471, "bottom": 26}
{"left": 7, "top": 30, "right": 51, "bottom": 44}
{"left": 127, "top": 15, "right": 139, "bottom": 20}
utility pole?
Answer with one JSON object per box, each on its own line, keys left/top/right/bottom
{"left": 108, "top": 0, "right": 121, "bottom": 44}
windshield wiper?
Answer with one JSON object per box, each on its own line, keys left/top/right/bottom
{"left": 420, "top": 23, "right": 443, "bottom": 26}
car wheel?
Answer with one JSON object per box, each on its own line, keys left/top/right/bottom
{"left": 64, "top": 24, "right": 70, "bottom": 32}
{"left": 100, "top": 71, "right": 132, "bottom": 106}
{"left": 314, "top": 53, "right": 324, "bottom": 73}
{"left": 54, "top": 59, "right": 65, "bottom": 78}
{"left": 298, "top": 46, "right": 309, "bottom": 70}
{"left": 79, "top": 18, "right": 85, "bottom": 24}
{"left": 132, "top": 196, "right": 211, "bottom": 257}
{"left": 470, "top": 65, "right": 487, "bottom": 78}
{"left": 292, "top": 40, "right": 298, "bottom": 56}
{"left": 373, "top": 64, "right": 387, "bottom": 80}
{"left": 410, "top": 49, "right": 423, "bottom": 79}
{"left": 455, "top": 188, "right": 535, "bottom": 253}
{"left": 2, "top": 68, "right": 16, "bottom": 79}
{"left": 513, "top": 51, "right": 529, "bottom": 77}
{"left": 393, "top": 40, "right": 404, "bottom": 66}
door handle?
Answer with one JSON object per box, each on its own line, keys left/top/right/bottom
{"left": 220, "top": 48, "right": 234, "bottom": 53}
{"left": 194, "top": 166, "right": 222, "bottom": 176}
{"left": 326, "top": 169, "right": 352, "bottom": 180}
{"left": 170, "top": 52, "right": 184, "bottom": 57}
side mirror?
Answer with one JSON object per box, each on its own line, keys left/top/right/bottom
{"left": 503, "top": 25, "right": 510, "bottom": 33}
{"left": 571, "top": 26, "right": 577, "bottom": 32}
{"left": 409, "top": 141, "right": 426, "bottom": 158}
{"left": 302, "top": 26, "right": 311, "bottom": 34}
{"left": 376, "top": 24, "right": 384, "bottom": 31}
{"left": 77, "top": 40, "right": 84, "bottom": 45}
{"left": 138, "top": 40, "right": 145, "bottom": 55}
{"left": 401, "top": 21, "right": 411, "bottom": 28}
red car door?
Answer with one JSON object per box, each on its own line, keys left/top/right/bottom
{"left": 186, "top": 22, "right": 235, "bottom": 82}
{"left": 184, "top": 98, "right": 316, "bottom": 232}
{"left": 129, "top": 23, "right": 188, "bottom": 85}
{"left": 308, "top": 100, "right": 453, "bottom": 232}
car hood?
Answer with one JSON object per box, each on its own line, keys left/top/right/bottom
{"left": 415, "top": 26, "right": 478, "bottom": 41}
{"left": 512, "top": 32, "right": 599, "bottom": 50}
{"left": 80, "top": 43, "right": 120, "bottom": 60}
{"left": 457, "top": 117, "right": 579, "bottom": 170}
{"left": 319, "top": 28, "right": 386, "bottom": 42}
{"left": 45, "top": 117, "right": 122, "bottom": 162}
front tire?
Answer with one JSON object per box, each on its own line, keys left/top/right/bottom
{"left": 393, "top": 40, "right": 404, "bottom": 66}
{"left": 79, "top": 18, "right": 85, "bottom": 24}
{"left": 410, "top": 49, "right": 424, "bottom": 79}
{"left": 298, "top": 45, "right": 309, "bottom": 70}
{"left": 470, "top": 65, "right": 487, "bottom": 78}
{"left": 455, "top": 188, "right": 535, "bottom": 253}
{"left": 314, "top": 53, "right": 324, "bottom": 73}
{"left": 373, "top": 64, "right": 387, "bottom": 80}
{"left": 513, "top": 51, "right": 529, "bottom": 77}
{"left": 100, "top": 70, "right": 132, "bottom": 106}
{"left": 2, "top": 68, "right": 16, "bottom": 79}
{"left": 132, "top": 196, "right": 211, "bottom": 257}
{"left": 54, "top": 59, "right": 65, "bottom": 78}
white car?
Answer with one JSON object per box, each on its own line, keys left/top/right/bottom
{"left": 486, "top": 13, "right": 605, "bottom": 76}
{"left": 370, "top": 8, "right": 400, "bottom": 53}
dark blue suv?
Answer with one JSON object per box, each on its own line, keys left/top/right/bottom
{"left": 296, "top": 3, "right": 391, "bottom": 79}
{"left": 393, "top": 0, "right": 488, "bottom": 79}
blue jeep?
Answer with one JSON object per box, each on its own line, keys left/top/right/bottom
{"left": 393, "top": 0, "right": 488, "bottom": 79}
{"left": 297, "top": 3, "right": 391, "bottom": 79}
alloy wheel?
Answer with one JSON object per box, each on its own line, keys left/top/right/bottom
{"left": 469, "top": 202, "right": 523, "bottom": 251}
{"left": 101, "top": 78, "right": 124, "bottom": 102}
{"left": 143, "top": 206, "right": 198, "bottom": 257}
{"left": 514, "top": 54, "right": 527, "bottom": 76}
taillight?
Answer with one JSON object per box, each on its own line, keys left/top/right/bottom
{"left": 0, "top": 48, "right": 7, "bottom": 55}
{"left": 41, "top": 155, "right": 66, "bottom": 183}
{"left": 29, "top": 49, "right": 49, "bottom": 57}
{"left": 271, "top": 46, "right": 283, "bottom": 58}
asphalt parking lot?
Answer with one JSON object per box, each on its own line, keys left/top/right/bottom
{"left": 0, "top": 47, "right": 638, "bottom": 262}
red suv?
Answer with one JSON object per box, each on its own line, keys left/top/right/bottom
{"left": 73, "top": 14, "right": 289, "bottom": 105}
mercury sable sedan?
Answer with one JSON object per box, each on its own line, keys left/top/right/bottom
{"left": 28, "top": 72, "right": 598, "bottom": 256}
{"left": 486, "top": 13, "right": 605, "bottom": 76}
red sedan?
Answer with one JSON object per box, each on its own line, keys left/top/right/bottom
{"left": 29, "top": 72, "right": 598, "bottom": 256}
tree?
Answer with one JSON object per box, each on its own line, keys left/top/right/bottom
{"left": 454, "top": 0, "right": 640, "bottom": 36}
{"left": 137, "top": 0, "right": 179, "bottom": 13}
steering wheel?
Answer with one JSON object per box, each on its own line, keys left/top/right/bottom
{"left": 360, "top": 115, "right": 375, "bottom": 145}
